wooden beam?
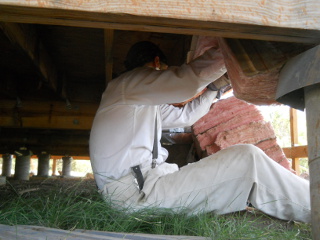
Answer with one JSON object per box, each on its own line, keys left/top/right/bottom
{"left": 49, "top": 155, "right": 90, "bottom": 160}
{"left": 283, "top": 145, "right": 308, "bottom": 159}
{"left": 0, "top": 127, "right": 91, "bottom": 155}
{"left": 0, "top": 22, "right": 58, "bottom": 91}
{"left": 104, "top": 29, "right": 114, "bottom": 84}
{"left": 1, "top": 0, "right": 319, "bottom": 31}
{"left": 0, "top": 3, "right": 319, "bottom": 43}
{"left": 0, "top": 99, "right": 98, "bottom": 130}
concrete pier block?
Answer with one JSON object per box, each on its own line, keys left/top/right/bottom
{"left": 37, "top": 152, "right": 51, "bottom": 177}
{"left": 0, "top": 176, "right": 6, "bottom": 186}
{"left": 1, "top": 153, "right": 12, "bottom": 177}
{"left": 62, "top": 156, "right": 72, "bottom": 177}
{"left": 14, "top": 147, "right": 32, "bottom": 181}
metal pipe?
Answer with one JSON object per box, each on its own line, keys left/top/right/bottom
{"left": 304, "top": 84, "right": 320, "bottom": 239}
{"left": 1, "top": 153, "right": 12, "bottom": 177}
{"left": 62, "top": 156, "right": 72, "bottom": 177}
{"left": 37, "top": 152, "right": 51, "bottom": 177}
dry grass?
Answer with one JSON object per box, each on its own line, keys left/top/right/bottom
{"left": 0, "top": 178, "right": 312, "bottom": 240}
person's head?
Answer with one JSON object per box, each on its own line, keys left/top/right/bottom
{"left": 124, "top": 41, "right": 168, "bottom": 71}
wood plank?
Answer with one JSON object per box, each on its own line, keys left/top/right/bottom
{"left": 289, "top": 108, "right": 300, "bottom": 174}
{"left": 1, "top": 0, "right": 319, "bottom": 30}
{"left": 104, "top": 29, "right": 114, "bottom": 84}
{"left": 0, "top": 224, "right": 207, "bottom": 240}
{"left": 0, "top": 128, "right": 91, "bottom": 155}
{"left": 283, "top": 145, "right": 308, "bottom": 159}
{"left": 0, "top": 142, "right": 90, "bottom": 156}
{"left": 52, "top": 158, "right": 57, "bottom": 176}
{"left": 0, "top": 22, "right": 58, "bottom": 91}
{"left": 0, "top": 100, "right": 98, "bottom": 130}
{"left": 49, "top": 155, "right": 90, "bottom": 160}
{"left": 0, "top": 3, "right": 319, "bottom": 43}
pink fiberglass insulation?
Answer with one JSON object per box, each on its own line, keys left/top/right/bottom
{"left": 192, "top": 96, "right": 258, "bottom": 135}
{"left": 255, "top": 138, "right": 278, "bottom": 151}
{"left": 192, "top": 96, "right": 293, "bottom": 171}
{"left": 197, "top": 109, "right": 264, "bottom": 150}
{"left": 215, "top": 121, "right": 276, "bottom": 149}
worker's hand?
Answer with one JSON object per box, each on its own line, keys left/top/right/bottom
{"left": 207, "top": 75, "right": 231, "bottom": 99}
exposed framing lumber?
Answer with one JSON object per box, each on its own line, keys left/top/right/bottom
{"left": 51, "top": 158, "right": 57, "bottom": 175}
{"left": 0, "top": 3, "right": 319, "bottom": 44}
{"left": 278, "top": 45, "right": 320, "bottom": 237}
{"left": 0, "top": 100, "right": 97, "bottom": 130}
{"left": 1, "top": 0, "right": 319, "bottom": 30}
{"left": 104, "top": 29, "right": 114, "bottom": 84}
{"left": 289, "top": 108, "right": 300, "bottom": 174}
{"left": 0, "top": 22, "right": 58, "bottom": 90}
{"left": 283, "top": 145, "right": 308, "bottom": 159}
{"left": 0, "top": 154, "right": 90, "bottom": 161}
{"left": 50, "top": 155, "right": 90, "bottom": 160}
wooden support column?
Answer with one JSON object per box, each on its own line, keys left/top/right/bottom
{"left": 277, "top": 45, "right": 320, "bottom": 236}
{"left": 305, "top": 84, "right": 320, "bottom": 239}
{"left": 289, "top": 108, "right": 300, "bottom": 175}
{"left": 278, "top": 45, "right": 320, "bottom": 239}
{"left": 51, "top": 157, "right": 57, "bottom": 176}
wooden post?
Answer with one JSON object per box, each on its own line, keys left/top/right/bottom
{"left": 52, "top": 157, "right": 57, "bottom": 176}
{"left": 278, "top": 45, "right": 320, "bottom": 238}
{"left": 289, "top": 108, "right": 300, "bottom": 175}
{"left": 305, "top": 84, "right": 320, "bottom": 239}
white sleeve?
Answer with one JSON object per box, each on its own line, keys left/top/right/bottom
{"left": 160, "top": 90, "right": 217, "bottom": 129}
{"left": 119, "top": 48, "right": 226, "bottom": 105}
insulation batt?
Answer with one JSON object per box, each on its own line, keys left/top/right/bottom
{"left": 197, "top": 110, "right": 264, "bottom": 150}
{"left": 192, "top": 96, "right": 293, "bottom": 172}
{"left": 215, "top": 121, "right": 275, "bottom": 149}
{"left": 192, "top": 96, "right": 258, "bottom": 135}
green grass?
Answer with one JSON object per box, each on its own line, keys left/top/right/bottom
{"left": 0, "top": 179, "right": 312, "bottom": 239}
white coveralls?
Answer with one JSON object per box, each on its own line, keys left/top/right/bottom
{"left": 89, "top": 49, "right": 310, "bottom": 223}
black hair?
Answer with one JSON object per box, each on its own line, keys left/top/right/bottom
{"left": 124, "top": 41, "right": 167, "bottom": 71}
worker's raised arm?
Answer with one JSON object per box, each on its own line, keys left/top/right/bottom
{"left": 101, "top": 47, "right": 226, "bottom": 107}
{"left": 160, "top": 90, "right": 217, "bottom": 129}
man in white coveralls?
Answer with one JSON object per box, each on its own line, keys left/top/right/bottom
{"left": 89, "top": 41, "right": 310, "bottom": 223}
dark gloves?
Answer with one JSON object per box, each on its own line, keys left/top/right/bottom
{"left": 207, "top": 75, "right": 232, "bottom": 99}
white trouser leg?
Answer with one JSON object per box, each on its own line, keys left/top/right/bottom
{"left": 144, "top": 144, "right": 310, "bottom": 222}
